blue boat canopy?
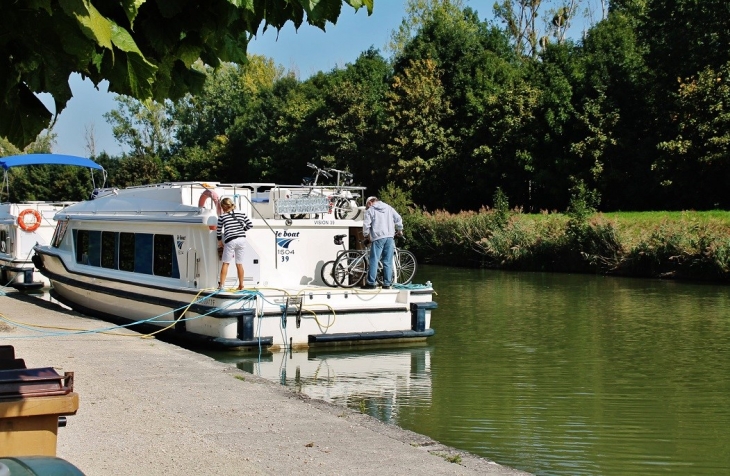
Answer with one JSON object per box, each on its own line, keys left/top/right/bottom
{"left": 0, "top": 154, "right": 104, "bottom": 171}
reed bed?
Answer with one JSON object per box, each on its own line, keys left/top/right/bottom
{"left": 403, "top": 209, "right": 730, "bottom": 282}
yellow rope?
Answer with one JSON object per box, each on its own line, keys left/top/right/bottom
{"left": 140, "top": 288, "right": 211, "bottom": 338}
{"left": 0, "top": 311, "right": 141, "bottom": 337}
{"left": 301, "top": 303, "right": 337, "bottom": 330}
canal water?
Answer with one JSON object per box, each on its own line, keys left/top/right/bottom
{"left": 206, "top": 265, "right": 730, "bottom": 475}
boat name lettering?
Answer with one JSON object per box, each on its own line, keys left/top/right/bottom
{"left": 176, "top": 235, "right": 186, "bottom": 251}
{"left": 314, "top": 220, "right": 335, "bottom": 225}
{"left": 276, "top": 231, "right": 300, "bottom": 237}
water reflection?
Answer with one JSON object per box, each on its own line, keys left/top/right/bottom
{"left": 205, "top": 345, "right": 434, "bottom": 423}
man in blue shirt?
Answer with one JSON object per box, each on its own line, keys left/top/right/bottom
{"left": 362, "top": 196, "right": 403, "bottom": 289}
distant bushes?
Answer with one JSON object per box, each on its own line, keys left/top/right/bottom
{"left": 400, "top": 206, "right": 730, "bottom": 283}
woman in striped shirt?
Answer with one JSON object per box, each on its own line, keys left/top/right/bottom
{"left": 217, "top": 197, "right": 253, "bottom": 289}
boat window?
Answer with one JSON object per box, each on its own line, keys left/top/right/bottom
{"left": 88, "top": 231, "right": 102, "bottom": 267}
{"left": 51, "top": 219, "right": 69, "bottom": 248}
{"left": 75, "top": 230, "right": 90, "bottom": 265}
{"left": 134, "top": 233, "right": 153, "bottom": 275}
{"left": 153, "top": 234, "right": 179, "bottom": 278}
{"left": 101, "top": 232, "right": 118, "bottom": 269}
{"left": 74, "top": 229, "right": 179, "bottom": 279}
{"left": 119, "top": 233, "right": 135, "bottom": 272}
{"left": 74, "top": 230, "right": 101, "bottom": 266}
{"left": 0, "top": 228, "right": 7, "bottom": 254}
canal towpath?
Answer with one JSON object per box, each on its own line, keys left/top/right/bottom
{"left": 0, "top": 290, "right": 529, "bottom": 476}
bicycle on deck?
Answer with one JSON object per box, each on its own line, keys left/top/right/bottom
{"left": 320, "top": 234, "right": 348, "bottom": 287}
{"left": 290, "top": 163, "right": 332, "bottom": 219}
{"left": 330, "top": 236, "right": 417, "bottom": 288}
{"left": 325, "top": 168, "right": 361, "bottom": 220}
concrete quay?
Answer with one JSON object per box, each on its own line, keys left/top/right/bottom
{"left": 0, "top": 290, "right": 529, "bottom": 475}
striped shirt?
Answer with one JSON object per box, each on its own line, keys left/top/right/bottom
{"left": 217, "top": 211, "right": 253, "bottom": 243}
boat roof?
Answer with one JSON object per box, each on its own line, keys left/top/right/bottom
{"left": 0, "top": 154, "right": 104, "bottom": 171}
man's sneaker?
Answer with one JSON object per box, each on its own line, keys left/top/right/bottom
{"left": 382, "top": 285, "right": 392, "bottom": 289}
{"left": 361, "top": 283, "right": 377, "bottom": 289}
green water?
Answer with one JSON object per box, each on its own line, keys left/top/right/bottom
{"left": 209, "top": 266, "right": 730, "bottom": 475}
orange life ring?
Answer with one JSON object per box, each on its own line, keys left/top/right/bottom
{"left": 18, "top": 209, "right": 42, "bottom": 232}
{"left": 198, "top": 188, "right": 222, "bottom": 215}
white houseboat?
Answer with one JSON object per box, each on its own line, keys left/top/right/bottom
{"left": 0, "top": 154, "right": 105, "bottom": 289}
{"left": 32, "top": 181, "right": 436, "bottom": 349}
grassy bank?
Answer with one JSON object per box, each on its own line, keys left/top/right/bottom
{"left": 401, "top": 209, "right": 730, "bottom": 283}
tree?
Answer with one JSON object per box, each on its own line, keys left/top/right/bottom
{"left": 392, "top": 2, "right": 525, "bottom": 211}
{"left": 310, "top": 48, "right": 392, "bottom": 188}
{"left": 383, "top": 58, "right": 457, "bottom": 208}
{"left": 577, "top": 10, "right": 658, "bottom": 210}
{"left": 0, "top": 0, "right": 373, "bottom": 149}
{"left": 388, "top": 0, "right": 466, "bottom": 57}
{"left": 493, "top": 0, "right": 544, "bottom": 58}
{"left": 104, "top": 96, "right": 174, "bottom": 158}
{"left": 656, "top": 62, "right": 730, "bottom": 208}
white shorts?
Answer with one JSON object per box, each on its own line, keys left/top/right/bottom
{"left": 222, "top": 237, "right": 247, "bottom": 264}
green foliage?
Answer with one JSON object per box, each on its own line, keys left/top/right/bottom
{"left": 384, "top": 57, "right": 456, "bottom": 206}
{"left": 104, "top": 96, "right": 173, "bottom": 158}
{"left": 100, "top": 155, "right": 163, "bottom": 188}
{"left": 406, "top": 208, "right": 730, "bottom": 282}
{"left": 20, "top": 0, "right": 730, "bottom": 214}
{"left": 1, "top": 0, "right": 373, "bottom": 148}
{"left": 655, "top": 61, "right": 730, "bottom": 208}
{"left": 566, "top": 179, "right": 600, "bottom": 224}
{"left": 624, "top": 219, "right": 730, "bottom": 280}
{"left": 493, "top": 187, "right": 509, "bottom": 228}
{"left": 4, "top": 164, "right": 99, "bottom": 202}
{"left": 311, "top": 48, "right": 392, "bottom": 189}
{"left": 377, "top": 183, "right": 413, "bottom": 217}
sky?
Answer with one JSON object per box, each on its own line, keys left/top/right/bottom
{"left": 40, "top": 0, "right": 421, "bottom": 158}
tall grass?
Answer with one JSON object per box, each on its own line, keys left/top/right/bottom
{"left": 402, "top": 208, "right": 730, "bottom": 283}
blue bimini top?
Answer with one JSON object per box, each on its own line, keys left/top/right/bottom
{"left": 0, "top": 154, "right": 104, "bottom": 171}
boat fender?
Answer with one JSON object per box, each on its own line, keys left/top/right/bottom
{"left": 17, "top": 209, "right": 42, "bottom": 232}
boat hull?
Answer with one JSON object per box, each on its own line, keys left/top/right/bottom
{"left": 35, "top": 250, "right": 435, "bottom": 350}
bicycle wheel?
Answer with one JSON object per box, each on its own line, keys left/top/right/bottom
{"left": 395, "top": 250, "right": 417, "bottom": 284}
{"left": 333, "top": 251, "right": 367, "bottom": 288}
{"left": 320, "top": 260, "right": 337, "bottom": 287}
{"left": 333, "top": 197, "right": 361, "bottom": 220}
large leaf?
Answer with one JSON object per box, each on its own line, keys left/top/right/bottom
{"left": 59, "top": 0, "right": 114, "bottom": 52}
{"left": 0, "top": 84, "right": 53, "bottom": 147}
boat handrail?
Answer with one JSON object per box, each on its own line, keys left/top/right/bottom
{"left": 238, "top": 194, "right": 279, "bottom": 270}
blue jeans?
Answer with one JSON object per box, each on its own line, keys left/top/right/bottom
{"left": 367, "top": 237, "right": 395, "bottom": 286}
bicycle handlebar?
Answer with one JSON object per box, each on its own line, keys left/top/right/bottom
{"left": 305, "top": 163, "right": 332, "bottom": 181}
{"left": 327, "top": 168, "right": 353, "bottom": 177}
